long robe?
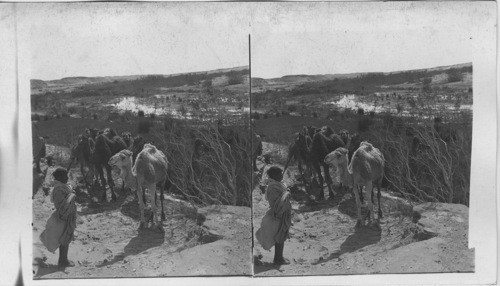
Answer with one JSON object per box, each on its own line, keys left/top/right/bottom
{"left": 40, "top": 181, "right": 77, "bottom": 252}
{"left": 256, "top": 179, "right": 292, "bottom": 250}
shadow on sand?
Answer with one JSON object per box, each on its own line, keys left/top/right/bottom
{"left": 254, "top": 259, "right": 285, "bottom": 275}
{"left": 77, "top": 187, "right": 131, "bottom": 216}
{"left": 294, "top": 185, "right": 353, "bottom": 214}
{"left": 96, "top": 227, "right": 165, "bottom": 268}
{"left": 33, "top": 258, "right": 64, "bottom": 278}
{"left": 311, "top": 225, "right": 382, "bottom": 265}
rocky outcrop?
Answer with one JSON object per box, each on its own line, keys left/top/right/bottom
{"left": 413, "top": 202, "right": 469, "bottom": 238}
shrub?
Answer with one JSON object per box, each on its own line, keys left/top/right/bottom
{"left": 107, "top": 112, "right": 120, "bottom": 121}
{"left": 158, "top": 124, "right": 251, "bottom": 207}
{"left": 177, "top": 105, "right": 187, "bottom": 116}
{"left": 137, "top": 110, "right": 145, "bottom": 117}
{"left": 227, "top": 72, "right": 244, "bottom": 85}
{"left": 396, "top": 103, "right": 404, "bottom": 114}
{"left": 288, "top": 105, "right": 298, "bottom": 112}
{"left": 137, "top": 119, "right": 151, "bottom": 134}
{"left": 68, "top": 107, "right": 77, "bottom": 114}
{"left": 357, "top": 107, "right": 365, "bottom": 115}
{"left": 122, "top": 110, "right": 133, "bottom": 121}
{"left": 357, "top": 116, "right": 372, "bottom": 132}
{"left": 382, "top": 113, "right": 395, "bottom": 129}
{"left": 447, "top": 69, "right": 463, "bottom": 83}
{"left": 325, "top": 109, "right": 338, "bottom": 120}
{"left": 422, "top": 77, "right": 432, "bottom": 93}
{"left": 374, "top": 124, "right": 471, "bottom": 205}
{"left": 342, "top": 108, "right": 353, "bottom": 119}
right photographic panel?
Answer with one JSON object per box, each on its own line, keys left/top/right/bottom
{"left": 250, "top": 2, "right": 490, "bottom": 278}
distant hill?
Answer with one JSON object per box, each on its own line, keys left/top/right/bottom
{"left": 385, "top": 63, "right": 472, "bottom": 75}
{"left": 31, "top": 66, "right": 249, "bottom": 92}
{"left": 254, "top": 63, "right": 472, "bottom": 85}
{"left": 31, "top": 79, "right": 47, "bottom": 89}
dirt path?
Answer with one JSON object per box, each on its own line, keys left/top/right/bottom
{"left": 252, "top": 143, "right": 474, "bottom": 276}
{"left": 32, "top": 166, "right": 252, "bottom": 279}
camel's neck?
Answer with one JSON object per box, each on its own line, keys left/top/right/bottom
{"left": 120, "top": 165, "right": 136, "bottom": 187}
{"left": 338, "top": 161, "right": 352, "bottom": 184}
{"left": 338, "top": 161, "right": 349, "bottom": 176}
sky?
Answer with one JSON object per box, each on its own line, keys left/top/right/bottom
{"left": 19, "top": 2, "right": 478, "bottom": 80}
{"left": 20, "top": 3, "right": 251, "bottom": 80}
{"left": 251, "top": 2, "right": 475, "bottom": 78}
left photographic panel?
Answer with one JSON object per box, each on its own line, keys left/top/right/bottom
{"left": 23, "top": 2, "right": 252, "bottom": 279}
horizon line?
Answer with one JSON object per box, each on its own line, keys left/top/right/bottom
{"left": 253, "top": 62, "right": 472, "bottom": 80}
{"left": 31, "top": 65, "right": 250, "bottom": 82}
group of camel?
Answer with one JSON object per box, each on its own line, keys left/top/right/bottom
{"left": 71, "top": 128, "right": 170, "bottom": 230}
{"left": 33, "top": 122, "right": 255, "bottom": 231}
{"left": 32, "top": 125, "right": 169, "bottom": 231}
{"left": 285, "top": 125, "right": 385, "bottom": 228}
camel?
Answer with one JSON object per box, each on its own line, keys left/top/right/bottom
{"left": 324, "top": 147, "right": 368, "bottom": 204}
{"left": 348, "top": 141, "right": 385, "bottom": 228}
{"left": 69, "top": 128, "right": 127, "bottom": 201}
{"left": 308, "top": 127, "right": 345, "bottom": 200}
{"left": 324, "top": 147, "right": 353, "bottom": 191}
{"left": 132, "top": 143, "right": 169, "bottom": 230}
{"left": 285, "top": 126, "right": 345, "bottom": 200}
{"left": 68, "top": 134, "right": 96, "bottom": 187}
{"left": 32, "top": 122, "right": 47, "bottom": 173}
{"left": 92, "top": 129, "right": 128, "bottom": 201}
{"left": 252, "top": 133, "right": 263, "bottom": 171}
{"left": 121, "top": 131, "right": 133, "bottom": 149}
{"left": 286, "top": 131, "right": 314, "bottom": 180}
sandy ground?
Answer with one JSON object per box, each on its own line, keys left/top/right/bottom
{"left": 32, "top": 165, "right": 252, "bottom": 279}
{"left": 252, "top": 143, "right": 474, "bottom": 276}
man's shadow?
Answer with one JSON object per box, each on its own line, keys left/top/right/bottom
{"left": 33, "top": 258, "right": 67, "bottom": 278}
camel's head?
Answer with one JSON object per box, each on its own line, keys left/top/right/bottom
{"left": 86, "top": 128, "right": 99, "bottom": 139}
{"left": 359, "top": 141, "right": 374, "bottom": 151}
{"left": 121, "top": 131, "right": 132, "bottom": 141}
{"left": 324, "top": 147, "right": 349, "bottom": 167}
{"left": 320, "top": 125, "right": 334, "bottom": 136}
{"left": 108, "top": 149, "right": 133, "bottom": 169}
{"left": 143, "top": 143, "right": 156, "bottom": 151}
{"left": 339, "top": 129, "right": 350, "bottom": 145}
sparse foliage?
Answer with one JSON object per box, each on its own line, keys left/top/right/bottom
{"left": 447, "top": 69, "right": 463, "bottom": 83}
{"left": 157, "top": 125, "right": 251, "bottom": 207}
{"left": 422, "top": 77, "right": 432, "bottom": 93}
{"left": 396, "top": 103, "right": 404, "bottom": 114}
{"left": 373, "top": 123, "right": 471, "bottom": 205}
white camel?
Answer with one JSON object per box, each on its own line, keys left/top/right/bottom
{"left": 348, "top": 141, "right": 385, "bottom": 227}
{"left": 108, "top": 144, "right": 169, "bottom": 230}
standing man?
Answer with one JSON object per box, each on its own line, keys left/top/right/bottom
{"left": 257, "top": 166, "right": 292, "bottom": 265}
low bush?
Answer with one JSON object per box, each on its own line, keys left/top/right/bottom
{"left": 157, "top": 124, "right": 251, "bottom": 207}
{"left": 373, "top": 123, "right": 471, "bottom": 205}
{"left": 137, "top": 118, "right": 152, "bottom": 134}
{"left": 357, "top": 116, "right": 372, "bottom": 132}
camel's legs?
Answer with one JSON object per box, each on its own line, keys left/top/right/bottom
{"left": 352, "top": 180, "right": 363, "bottom": 228}
{"left": 136, "top": 181, "right": 146, "bottom": 228}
